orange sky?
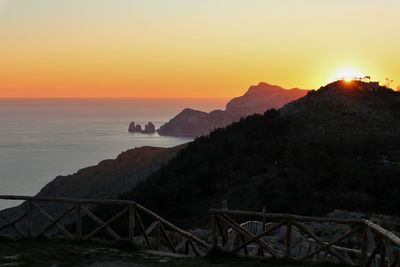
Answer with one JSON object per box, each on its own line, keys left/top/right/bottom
{"left": 0, "top": 0, "right": 399, "bottom": 98}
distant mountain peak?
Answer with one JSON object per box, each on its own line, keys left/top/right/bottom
{"left": 226, "top": 82, "right": 308, "bottom": 113}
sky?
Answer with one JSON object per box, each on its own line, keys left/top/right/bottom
{"left": 0, "top": 0, "right": 399, "bottom": 98}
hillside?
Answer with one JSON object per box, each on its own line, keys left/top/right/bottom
{"left": 157, "top": 83, "right": 307, "bottom": 137}
{"left": 0, "top": 145, "right": 184, "bottom": 235}
{"left": 121, "top": 81, "right": 400, "bottom": 227}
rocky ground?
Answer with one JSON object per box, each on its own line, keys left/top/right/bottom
{"left": 0, "top": 239, "right": 347, "bottom": 267}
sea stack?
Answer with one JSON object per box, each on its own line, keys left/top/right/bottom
{"left": 143, "top": 122, "right": 156, "bottom": 134}
{"left": 128, "top": 121, "right": 156, "bottom": 134}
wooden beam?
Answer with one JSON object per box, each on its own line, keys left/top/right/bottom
{"left": 75, "top": 204, "right": 82, "bottom": 240}
{"left": 361, "top": 228, "right": 369, "bottom": 266}
{"left": 365, "top": 239, "right": 383, "bottom": 267}
{"left": 84, "top": 207, "right": 127, "bottom": 241}
{"left": 211, "top": 214, "right": 218, "bottom": 249}
{"left": 27, "top": 201, "right": 33, "bottom": 238}
{"left": 31, "top": 202, "right": 74, "bottom": 240}
{"left": 365, "top": 220, "right": 400, "bottom": 246}
{"left": 239, "top": 235, "right": 249, "bottom": 255}
{"left": 379, "top": 241, "right": 386, "bottom": 267}
{"left": 82, "top": 206, "right": 122, "bottom": 241}
{"left": 285, "top": 219, "right": 292, "bottom": 258}
{"left": 216, "top": 216, "right": 227, "bottom": 245}
{"left": 128, "top": 204, "right": 135, "bottom": 243}
{"left": 210, "top": 209, "right": 364, "bottom": 224}
{"left": 300, "top": 225, "right": 363, "bottom": 261}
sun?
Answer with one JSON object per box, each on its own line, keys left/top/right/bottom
{"left": 329, "top": 66, "right": 364, "bottom": 83}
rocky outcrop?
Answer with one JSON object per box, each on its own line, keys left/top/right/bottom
{"left": 226, "top": 82, "right": 307, "bottom": 117}
{"left": 0, "top": 145, "right": 185, "bottom": 237}
{"left": 144, "top": 122, "right": 156, "bottom": 134}
{"left": 158, "top": 82, "right": 308, "bottom": 137}
{"left": 128, "top": 121, "right": 156, "bottom": 134}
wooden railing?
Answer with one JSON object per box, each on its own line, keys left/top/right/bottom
{"left": 0, "top": 195, "right": 208, "bottom": 255}
{"left": 210, "top": 209, "right": 400, "bottom": 267}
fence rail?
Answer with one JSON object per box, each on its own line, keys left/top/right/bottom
{"left": 210, "top": 209, "right": 400, "bottom": 267}
{"left": 0, "top": 195, "right": 208, "bottom": 256}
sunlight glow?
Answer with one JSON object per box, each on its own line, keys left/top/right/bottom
{"left": 330, "top": 66, "right": 365, "bottom": 83}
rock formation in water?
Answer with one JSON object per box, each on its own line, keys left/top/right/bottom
{"left": 128, "top": 121, "right": 156, "bottom": 134}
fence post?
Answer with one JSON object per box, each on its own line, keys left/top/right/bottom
{"left": 27, "top": 201, "right": 33, "bottom": 239}
{"left": 128, "top": 204, "right": 136, "bottom": 244}
{"left": 222, "top": 200, "right": 228, "bottom": 210}
{"left": 285, "top": 219, "right": 292, "bottom": 258}
{"left": 75, "top": 203, "right": 82, "bottom": 240}
{"left": 212, "top": 214, "right": 218, "bottom": 249}
{"left": 361, "top": 227, "right": 368, "bottom": 265}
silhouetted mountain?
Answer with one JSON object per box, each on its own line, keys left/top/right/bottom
{"left": 157, "top": 83, "right": 307, "bottom": 137}
{"left": 120, "top": 81, "right": 400, "bottom": 227}
{"left": 226, "top": 82, "right": 306, "bottom": 116}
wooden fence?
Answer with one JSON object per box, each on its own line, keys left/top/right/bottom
{"left": 0, "top": 195, "right": 208, "bottom": 256}
{"left": 210, "top": 209, "right": 400, "bottom": 267}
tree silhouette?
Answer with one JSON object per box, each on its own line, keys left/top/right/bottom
{"left": 385, "top": 77, "right": 394, "bottom": 88}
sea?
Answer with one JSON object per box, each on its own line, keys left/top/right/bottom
{"left": 0, "top": 98, "right": 227, "bottom": 209}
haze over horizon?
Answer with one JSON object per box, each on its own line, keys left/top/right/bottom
{"left": 1, "top": 0, "right": 399, "bottom": 98}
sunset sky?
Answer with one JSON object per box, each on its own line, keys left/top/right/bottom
{"left": 0, "top": 0, "right": 399, "bottom": 98}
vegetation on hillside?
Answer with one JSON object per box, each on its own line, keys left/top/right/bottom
{"left": 117, "top": 82, "right": 400, "bottom": 227}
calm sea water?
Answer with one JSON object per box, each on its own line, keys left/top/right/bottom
{"left": 0, "top": 98, "right": 226, "bottom": 209}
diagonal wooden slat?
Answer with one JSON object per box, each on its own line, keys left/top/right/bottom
{"left": 145, "top": 221, "right": 159, "bottom": 236}
{"left": 365, "top": 239, "right": 383, "bottom": 267}
{"left": 218, "top": 214, "right": 278, "bottom": 257}
{"left": 134, "top": 208, "right": 152, "bottom": 250}
{"left": 84, "top": 207, "right": 127, "bottom": 241}
{"left": 293, "top": 221, "right": 350, "bottom": 263}
{"left": 159, "top": 223, "right": 177, "bottom": 253}
{"left": 82, "top": 206, "right": 121, "bottom": 241}
{"left": 389, "top": 255, "right": 399, "bottom": 267}
{"left": 0, "top": 212, "right": 27, "bottom": 237}
{"left": 300, "top": 225, "right": 363, "bottom": 261}
{"left": 232, "top": 220, "right": 286, "bottom": 254}
{"left": 384, "top": 238, "right": 394, "bottom": 265}
{"left": 216, "top": 217, "right": 227, "bottom": 245}
{"left": 188, "top": 239, "right": 200, "bottom": 256}
{"left": 31, "top": 202, "right": 74, "bottom": 240}
{"left": 35, "top": 206, "right": 75, "bottom": 239}
{"left": 176, "top": 237, "right": 188, "bottom": 252}
{"left": 239, "top": 235, "right": 249, "bottom": 255}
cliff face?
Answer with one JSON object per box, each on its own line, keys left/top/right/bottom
{"left": 157, "top": 108, "right": 240, "bottom": 137}
{"left": 0, "top": 145, "right": 185, "bottom": 236}
{"left": 157, "top": 83, "right": 307, "bottom": 137}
